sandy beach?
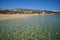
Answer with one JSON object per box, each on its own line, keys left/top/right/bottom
{"left": 0, "top": 14, "right": 39, "bottom": 20}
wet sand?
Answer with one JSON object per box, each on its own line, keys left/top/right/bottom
{"left": 0, "top": 14, "right": 39, "bottom": 20}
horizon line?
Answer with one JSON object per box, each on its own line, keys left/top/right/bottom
{"left": 0, "top": 8, "right": 60, "bottom": 12}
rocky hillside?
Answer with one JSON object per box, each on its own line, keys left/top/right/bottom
{"left": 0, "top": 8, "right": 60, "bottom": 14}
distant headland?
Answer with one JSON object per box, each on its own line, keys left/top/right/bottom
{"left": 0, "top": 8, "right": 60, "bottom": 14}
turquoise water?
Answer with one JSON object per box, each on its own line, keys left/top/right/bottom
{"left": 0, "top": 15, "right": 60, "bottom": 40}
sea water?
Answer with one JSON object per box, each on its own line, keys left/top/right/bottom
{"left": 0, "top": 15, "right": 60, "bottom": 40}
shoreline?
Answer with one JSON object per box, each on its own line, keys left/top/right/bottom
{"left": 0, "top": 14, "right": 39, "bottom": 20}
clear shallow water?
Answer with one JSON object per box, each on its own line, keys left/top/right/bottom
{"left": 0, "top": 15, "right": 60, "bottom": 40}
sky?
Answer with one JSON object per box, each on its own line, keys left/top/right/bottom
{"left": 0, "top": 0, "right": 60, "bottom": 11}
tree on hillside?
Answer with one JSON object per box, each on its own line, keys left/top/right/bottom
{"left": 0, "top": 10, "right": 10, "bottom": 14}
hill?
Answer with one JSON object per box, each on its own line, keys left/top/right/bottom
{"left": 0, "top": 8, "right": 60, "bottom": 14}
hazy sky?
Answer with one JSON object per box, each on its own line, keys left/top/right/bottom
{"left": 0, "top": 0, "right": 60, "bottom": 11}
